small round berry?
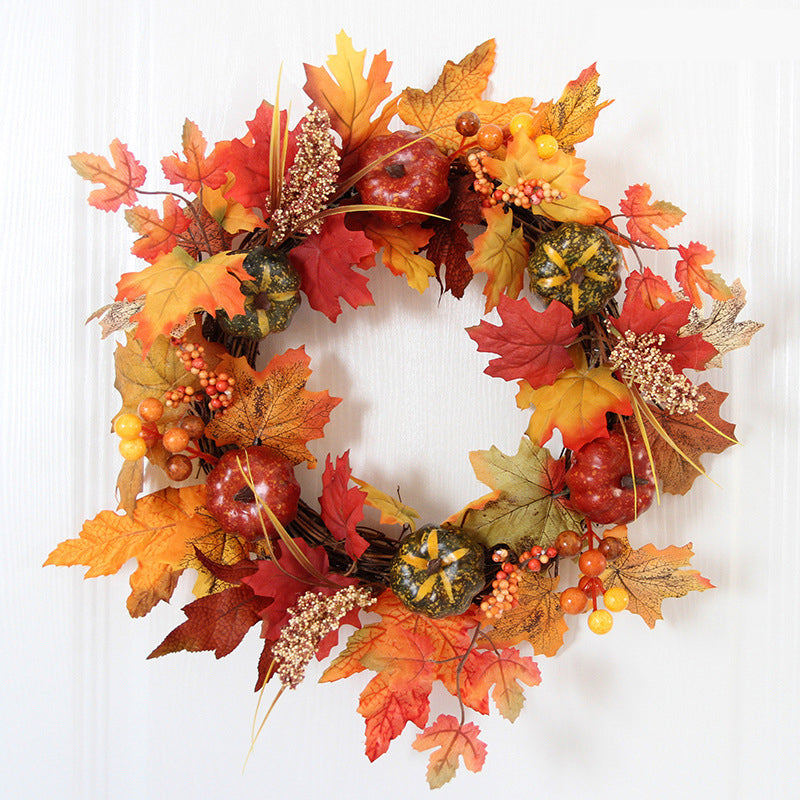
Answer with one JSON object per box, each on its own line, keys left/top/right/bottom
{"left": 137, "top": 397, "right": 164, "bottom": 423}
{"left": 180, "top": 416, "right": 206, "bottom": 439}
{"left": 165, "top": 453, "right": 193, "bottom": 482}
{"left": 162, "top": 427, "right": 191, "bottom": 454}
{"left": 455, "top": 111, "right": 481, "bottom": 137}
{"left": 509, "top": 112, "right": 535, "bottom": 138}
{"left": 603, "top": 586, "right": 630, "bottom": 612}
{"left": 560, "top": 586, "right": 587, "bottom": 615}
{"left": 579, "top": 549, "right": 607, "bottom": 578}
{"left": 114, "top": 413, "right": 143, "bottom": 439}
{"left": 579, "top": 575, "right": 605, "bottom": 599}
{"left": 534, "top": 133, "right": 559, "bottom": 159}
{"left": 599, "top": 536, "right": 625, "bottom": 561}
{"left": 119, "top": 436, "right": 147, "bottom": 461}
{"left": 588, "top": 609, "right": 614, "bottom": 634}
{"left": 554, "top": 530, "right": 582, "bottom": 557}
{"left": 476, "top": 124, "right": 504, "bottom": 151}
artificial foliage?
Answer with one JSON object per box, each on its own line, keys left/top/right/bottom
{"left": 47, "top": 34, "right": 763, "bottom": 787}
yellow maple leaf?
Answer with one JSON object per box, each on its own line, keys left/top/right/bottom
{"left": 360, "top": 219, "right": 435, "bottom": 293}
{"left": 201, "top": 172, "right": 262, "bottom": 235}
{"left": 467, "top": 206, "right": 528, "bottom": 312}
{"left": 352, "top": 477, "right": 420, "bottom": 529}
{"left": 398, "top": 39, "right": 534, "bottom": 155}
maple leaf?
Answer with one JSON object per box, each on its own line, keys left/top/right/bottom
{"left": 358, "top": 218, "right": 435, "bottom": 293}
{"left": 458, "top": 437, "right": 584, "bottom": 551}
{"left": 482, "top": 135, "right": 606, "bottom": 225}
{"left": 161, "top": 118, "right": 230, "bottom": 193}
{"left": 489, "top": 573, "right": 568, "bottom": 657}
{"left": 642, "top": 382, "right": 737, "bottom": 495}
{"left": 148, "top": 584, "right": 268, "bottom": 659}
{"left": 288, "top": 214, "right": 377, "bottom": 321}
{"left": 600, "top": 526, "right": 714, "bottom": 628}
{"left": 619, "top": 183, "right": 685, "bottom": 249}
{"left": 70, "top": 139, "right": 147, "bottom": 211}
{"left": 115, "top": 456, "right": 143, "bottom": 517}
{"left": 116, "top": 248, "right": 248, "bottom": 355}
{"left": 534, "top": 63, "right": 613, "bottom": 152}
{"left": 520, "top": 348, "right": 632, "bottom": 452}
{"left": 128, "top": 561, "right": 181, "bottom": 619}
{"left": 205, "top": 347, "right": 341, "bottom": 468}
{"left": 611, "top": 292, "right": 717, "bottom": 372}
{"left": 319, "top": 451, "right": 369, "bottom": 560}
{"left": 44, "top": 485, "right": 215, "bottom": 615}
{"left": 398, "top": 40, "right": 533, "bottom": 155}
{"left": 303, "top": 31, "right": 396, "bottom": 176}
{"left": 225, "top": 102, "right": 300, "bottom": 211}
{"left": 199, "top": 173, "right": 263, "bottom": 235}
{"left": 468, "top": 205, "right": 529, "bottom": 312}
{"left": 186, "top": 529, "right": 251, "bottom": 598}
{"left": 413, "top": 715, "right": 488, "bottom": 789}
{"left": 625, "top": 267, "right": 676, "bottom": 310}
{"left": 351, "top": 477, "right": 420, "bottom": 529}
{"left": 125, "top": 197, "right": 192, "bottom": 264}
{"left": 675, "top": 242, "right": 733, "bottom": 307}
{"left": 467, "top": 295, "right": 581, "bottom": 389}
{"left": 679, "top": 279, "right": 763, "bottom": 368}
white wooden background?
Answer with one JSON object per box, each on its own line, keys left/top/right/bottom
{"left": 3, "top": 1, "right": 799, "bottom": 797}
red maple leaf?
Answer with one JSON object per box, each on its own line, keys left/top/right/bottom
{"left": 160, "top": 119, "right": 231, "bottom": 193}
{"left": 70, "top": 139, "right": 147, "bottom": 212}
{"left": 624, "top": 267, "right": 676, "bottom": 310}
{"left": 675, "top": 242, "right": 732, "bottom": 307}
{"left": 225, "top": 102, "right": 300, "bottom": 211}
{"left": 619, "top": 183, "right": 684, "bottom": 248}
{"left": 288, "top": 215, "right": 377, "bottom": 321}
{"left": 125, "top": 197, "right": 191, "bottom": 263}
{"left": 319, "top": 451, "right": 369, "bottom": 560}
{"left": 468, "top": 296, "right": 581, "bottom": 388}
{"left": 612, "top": 291, "right": 716, "bottom": 372}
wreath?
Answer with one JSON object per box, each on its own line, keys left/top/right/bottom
{"left": 47, "top": 34, "right": 763, "bottom": 788}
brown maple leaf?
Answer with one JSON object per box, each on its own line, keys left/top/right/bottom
{"left": 205, "top": 347, "right": 341, "bottom": 468}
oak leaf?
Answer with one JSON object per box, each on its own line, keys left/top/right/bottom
{"left": 534, "top": 63, "right": 613, "bottom": 152}
{"left": 467, "top": 295, "right": 581, "bottom": 389}
{"left": 70, "top": 139, "right": 147, "bottom": 212}
{"left": 489, "top": 573, "right": 568, "bottom": 657}
{"left": 625, "top": 267, "right": 676, "bottom": 310}
{"left": 520, "top": 348, "right": 632, "bottom": 452}
{"left": 675, "top": 242, "right": 732, "bottom": 307}
{"left": 600, "top": 526, "right": 714, "bottom": 628}
{"left": 358, "top": 218, "right": 435, "bottom": 293}
{"left": 468, "top": 205, "right": 529, "bottom": 312}
{"left": 319, "top": 451, "right": 369, "bottom": 560}
{"left": 351, "top": 477, "right": 420, "bottom": 529}
{"left": 204, "top": 347, "right": 341, "bottom": 468}
{"left": 303, "top": 31, "right": 396, "bottom": 176}
{"left": 413, "top": 715, "right": 488, "bottom": 789}
{"left": 398, "top": 40, "right": 533, "bottom": 155}
{"left": 161, "top": 118, "right": 230, "bottom": 193}
{"left": 125, "top": 197, "right": 191, "bottom": 263}
{"left": 115, "top": 248, "right": 249, "bottom": 355}
{"left": 642, "top": 382, "right": 737, "bottom": 495}
{"left": 619, "top": 183, "right": 684, "bottom": 249}
{"left": 679, "top": 279, "right": 763, "bottom": 368}
{"left": 288, "top": 214, "right": 377, "bottom": 321}
{"left": 459, "top": 437, "right": 584, "bottom": 551}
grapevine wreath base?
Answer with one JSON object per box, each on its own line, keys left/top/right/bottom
{"left": 48, "top": 35, "right": 763, "bottom": 788}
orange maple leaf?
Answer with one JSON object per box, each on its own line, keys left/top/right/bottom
{"left": 44, "top": 485, "right": 215, "bottom": 617}
{"left": 619, "top": 183, "right": 685, "bottom": 249}
{"left": 398, "top": 39, "right": 533, "bottom": 155}
{"left": 125, "top": 197, "right": 191, "bottom": 263}
{"left": 303, "top": 31, "right": 397, "bottom": 176}
{"left": 115, "top": 248, "right": 248, "bottom": 355}
{"left": 204, "top": 347, "right": 341, "bottom": 468}
{"left": 625, "top": 267, "right": 676, "bottom": 310}
{"left": 413, "top": 715, "right": 488, "bottom": 789}
{"left": 468, "top": 206, "right": 529, "bottom": 312}
{"left": 675, "top": 242, "right": 732, "bottom": 307}
{"left": 161, "top": 118, "right": 230, "bottom": 193}
{"left": 70, "top": 138, "right": 147, "bottom": 212}
{"left": 519, "top": 348, "right": 632, "bottom": 451}
{"left": 600, "top": 526, "right": 714, "bottom": 628}
{"left": 359, "top": 218, "right": 435, "bottom": 293}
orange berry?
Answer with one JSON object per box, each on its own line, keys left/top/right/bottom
{"left": 162, "top": 427, "right": 190, "bottom": 454}
{"left": 476, "top": 124, "right": 504, "bottom": 151}
{"left": 534, "top": 133, "right": 559, "bottom": 159}
{"left": 137, "top": 397, "right": 164, "bottom": 423}
{"left": 560, "top": 586, "right": 587, "bottom": 615}
{"left": 119, "top": 436, "right": 147, "bottom": 461}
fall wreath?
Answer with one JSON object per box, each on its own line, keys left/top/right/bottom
{"left": 47, "top": 35, "right": 763, "bottom": 788}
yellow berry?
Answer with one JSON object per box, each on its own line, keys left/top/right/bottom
{"left": 604, "top": 586, "right": 630, "bottom": 612}
{"left": 114, "top": 413, "right": 143, "bottom": 439}
{"left": 509, "top": 112, "right": 535, "bottom": 138}
{"left": 588, "top": 609, "right": 614, "bottom": 635}
{"left": 119, "top": 436, "right": 147, "bottom": 461}
{"left": 534, "top": 133, "right": 559, "bottom": 159}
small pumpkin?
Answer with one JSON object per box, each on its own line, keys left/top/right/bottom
{"left": 528, "top": 222, "right": 622, "bottom": 316}
{"left": 389, "top": 524, "right": 485, "bottom": 619}
{"left": 217, "top": 246, "right": 301, "bottom": 339}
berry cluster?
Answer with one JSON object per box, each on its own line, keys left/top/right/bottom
{"left": 467, "top": 151, "right": 566, "bottom": 210}
{"left": 169, "top": 337, "right": 235, "bottom": 410}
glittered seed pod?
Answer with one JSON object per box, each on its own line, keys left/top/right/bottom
{"left": 528, "top": 222, "right": 622, "bottom": 316}
{"left": 389, "top": 525, "right": 485, "bottom": 619}
{"left": 216, "top": 246, "right": 301, "bottom": 339}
